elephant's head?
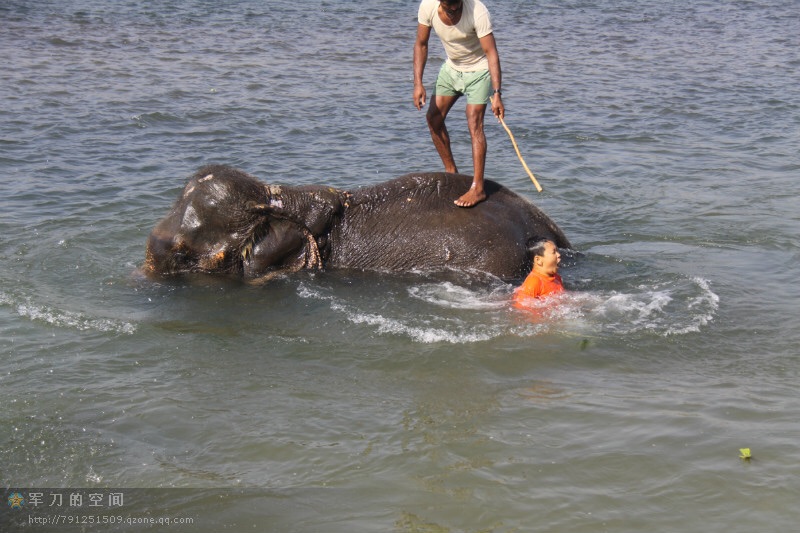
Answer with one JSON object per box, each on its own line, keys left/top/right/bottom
{"left": 143, "top": 165, "right": 345, "bottom": 281}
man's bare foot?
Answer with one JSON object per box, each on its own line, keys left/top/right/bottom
{"left": 454, "top": 187, "right": 486, "bottom": 208}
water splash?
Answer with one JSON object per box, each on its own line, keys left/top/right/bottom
{"left": 0, "top": 291, "right": 136, "bottom": 335}
{"left": 331, "top": 304, "right": 499, "bottom": 344}
{"left": 296, "top": 275, "right": 718, "bottom": 344}
{"left": 300, "top": 281, "right": 546, "bottom": 344}
{"left": 407, "top": 281, "right": 509, "bottom": 310}
{"left": 587, "top": 277, "right": 719, "bottom": 336}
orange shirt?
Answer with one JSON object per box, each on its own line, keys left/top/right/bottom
{"left": 513, "top": 270, "right": 564, "bottom": 307}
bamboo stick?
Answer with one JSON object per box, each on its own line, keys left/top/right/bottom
{"left": 498, "top": 116, "right": 543, "bottom": 193}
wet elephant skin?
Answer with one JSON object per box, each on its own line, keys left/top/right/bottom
{"left": 144, "top": 164, "right": 571, "bottom": 282}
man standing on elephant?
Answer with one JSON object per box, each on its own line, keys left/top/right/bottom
{"left": 413, "top": 0, "right": 505, "bottom": 207}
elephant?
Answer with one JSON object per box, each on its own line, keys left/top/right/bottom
{"left": 143, "top": 164, "right": 571, "bottom": 282}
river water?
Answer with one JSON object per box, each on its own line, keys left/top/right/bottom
{"left": 2, "top": 1, "right": 799, "bottom": 532}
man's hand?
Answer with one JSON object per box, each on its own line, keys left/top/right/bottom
{"left": 414, "top": 84, "right": 427, "bottom": 110}
{"left": 492, "top": 93, "right": 505, "bottom": 120}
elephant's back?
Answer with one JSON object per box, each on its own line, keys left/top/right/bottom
{"left": 347, "top": 172, "right": 570, "bottom": 247}
{"left": 332, "top": 173, "right": 570, "bottom": 279}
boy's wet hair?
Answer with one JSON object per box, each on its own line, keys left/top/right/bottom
{"left": 528, "top": 239, "right": 554, "bottom": 258}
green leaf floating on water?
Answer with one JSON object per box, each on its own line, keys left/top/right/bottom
{"left": 739, "top": 448, "right": 752, "bottom": 460}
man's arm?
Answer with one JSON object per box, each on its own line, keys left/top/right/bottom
{"left": 479, "top": 32, "right": 504, "bottom": 119}
{"left": 413, "top": 23, "right": 431, "bottom": 110}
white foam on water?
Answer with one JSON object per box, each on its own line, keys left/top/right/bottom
{"left": 587, "top": 277, "right": 719, "bottom": 336}
{"left": 295, "top": 275, "right": 719, "bottom": 343}
{"left": 296, "top": 284, "right": 324, "bottom": 301}
{"left": 664, "top": 277, "right": 720, "bottom": 335}
{"left": 1, "top": 291, "right": 136, "bottom": 335}
{"left": 407, "top": 281, "right": 509, "bottom": 310}
{"left": 331, "top": 303, "right": 498, "bottom": 344}
{"left": 595, "top": 289, "right": 673, "bottom": 323}
{"left": 299, "top": 281, "right": 546, "bottom": 344}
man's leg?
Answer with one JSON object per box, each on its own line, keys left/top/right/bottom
{"left": 426, "top": 94, "right": 460, "bottom": 174}
{"left": 455, "top": 103, "right": 488, "bottom": 207}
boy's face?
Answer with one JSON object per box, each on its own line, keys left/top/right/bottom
{"left": 536, "top": 241, "right": 561, "bottom": 275}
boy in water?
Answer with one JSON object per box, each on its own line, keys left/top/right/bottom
{"left": 513, "top": 239, "right": 564, "bottom": 307}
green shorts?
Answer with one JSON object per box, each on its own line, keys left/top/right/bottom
{"left": 434, "top": 62, "right": 492, "bottom": 105}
